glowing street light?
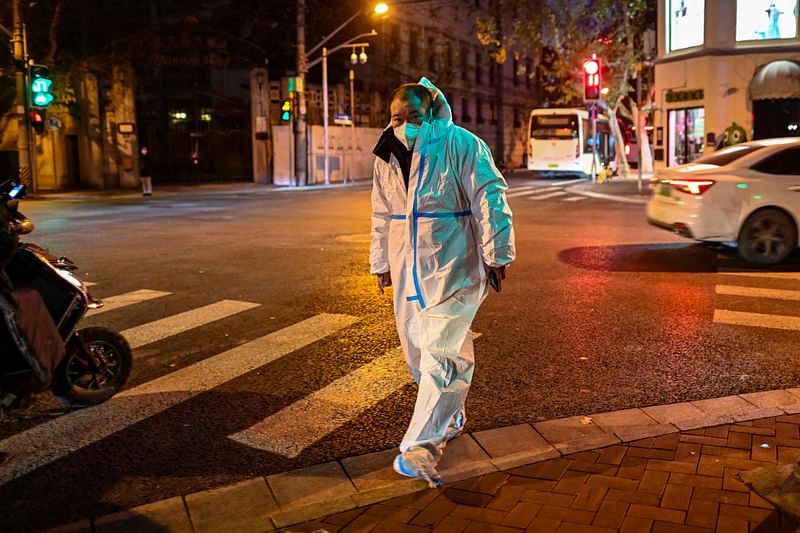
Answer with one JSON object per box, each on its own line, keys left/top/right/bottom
{"left": 374, "top": 2, "right": 389, "bottom": 15}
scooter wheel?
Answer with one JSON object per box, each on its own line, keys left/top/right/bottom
{"left": 53, "top": 327, "right": 132, "bottom": 405}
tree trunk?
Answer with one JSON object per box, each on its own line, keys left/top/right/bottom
{"left": 633, "top": 102, "right": 654, "bottom": 173}
{"left": 607, "top": 106, "right": 629, "bottom": 178}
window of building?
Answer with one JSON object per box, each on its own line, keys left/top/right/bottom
{"left": 445, "top": 43, "right": 453, "bottom": 73}
{"left": 409, "top": 30, "right": 419, "bottom": 65}
{"left": 525, "top": 60, "right": 532, "bottom": 90}
{"left": 475, "top": 51, "right": 483, "bottom": 85}
{"left": 427, "top": 36, "right": 437, "bottom": 71}
{"left": 388, "top": 24, "right": 400, "bottom": 61}
{"left": 668, "top": 107, "right": 705, "bottom": 166}
{"left": 736, "top": 0, "right": 798, "bottom": 41}
{"left": 667, "top": 0, "right": 705, "bottom": 51}
{"left": 489, "top": 61, "right": 496, "bottom": 87}
{"left": 490, "top": 102, "right": 497, "bottom": 124}
{"left": 513, "top": 108, "right": 522, "bottom": 128}
{"left": 462, "top": 98, "right": 471, "bottom": 123}
{"left": 512, "top": 58, "right": 519, "bottom": 86}
{"left": 461, "top": 45, "right": 470, "bottom": 81}
{"left": 477, "top": 99, "right": 485, "bottom": 124}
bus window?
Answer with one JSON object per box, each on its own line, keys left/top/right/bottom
{"left": 530, "top": 115, "right": 578, "bottom": 139}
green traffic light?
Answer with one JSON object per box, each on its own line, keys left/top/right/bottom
{"left": 33, "top": 93, "right": 54, "bottom": 106}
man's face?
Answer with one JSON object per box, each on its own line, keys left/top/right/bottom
{"left": 390, "top": 93, "right": 431, "bottom": 129}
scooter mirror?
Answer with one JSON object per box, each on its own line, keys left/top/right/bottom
{"left": 11, "top": 213, "right": 34, "bottom": 235}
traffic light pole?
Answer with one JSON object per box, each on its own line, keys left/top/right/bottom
{"left": 295, "top": 0, "right": 308, "bottom": 187}
{"left": 12, "top": 0, "right": 33, "bottom": 191}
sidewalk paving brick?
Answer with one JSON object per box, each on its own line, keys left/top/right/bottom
{"left": 46, "top": 395, "right": 800, "bottom": 532}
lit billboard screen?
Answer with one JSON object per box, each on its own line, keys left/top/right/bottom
{"left": 737, "top": 0, "right": 798, "bottom": 41}
{"left": 669, "top": 0, "right": 705, "bottom": 51}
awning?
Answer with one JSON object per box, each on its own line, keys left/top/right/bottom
{"left": 749, "top": 60, "right": 800, "bottom": 100}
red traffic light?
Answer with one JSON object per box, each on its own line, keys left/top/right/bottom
{"left": 29, "top": 110, "right": 45, "bottom": 134}
{"left": 582, "top": 58, "right": 601, "bottom": 100}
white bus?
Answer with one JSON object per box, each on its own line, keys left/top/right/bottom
{"left": 527, "top": 108, "right": 616, "bottom": 177}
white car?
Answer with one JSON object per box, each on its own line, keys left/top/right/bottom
{"left": 647, "top": 137, "right": 800, "bottom": 264}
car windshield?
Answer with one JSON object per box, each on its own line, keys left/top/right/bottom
{"left": 693, "top": 145, "right": 765, "bottom": 166}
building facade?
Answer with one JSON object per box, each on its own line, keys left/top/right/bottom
{"left": 654, "top": 0, "right": 800, "bottom": 169}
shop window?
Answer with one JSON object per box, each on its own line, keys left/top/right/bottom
{"left": 668, "top": 0, "right": 705, "bottom": 51}
{"left": 752, "top": 147, "right": 800, "bottom": 175}
{"left": 737, "top": 0, "right": 798, "bottom": 41}
{"left": 668, "top": 107, "right": 705, "bottom": 166}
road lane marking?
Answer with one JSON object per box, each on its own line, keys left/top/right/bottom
{"left": 530, "top": 191, "right": 568, "bottom": 200}
{"left": 87, "top": 289, "right": 172, "bottom": 316}
{"left": 718, "top": 271, "right": 800, "bottom": 280}
{"left": 714, "top": 309, "right": 800, "bottom": 331}
{"left": 506, "top": 187, "right": 543, "bottom": 198}
{"left": 122, "top": 300, "right": 260, "bottom": 348}
{"left": 551, "top": 178, "right": 587, "bottom": 187}
{"left": 230, "top": 329, "right": 485, "bottom": 458}
{"left": 0, "top": 313, "right": 360, "bottom": 486}
{"left": 716, "top": 285, "right": 800, "bottom": 301}
{"left": 229, "top": 347, "right": 411, "bottom": 458}
{"left": 563, "top": 196, "right": 587, "bottom": 202}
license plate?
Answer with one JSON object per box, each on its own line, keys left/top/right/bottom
{"left": 658, "top": 184, "right": 672, "bottom": 197}
{"left": 548, "top": 163, "right": 559, "bottom": 168}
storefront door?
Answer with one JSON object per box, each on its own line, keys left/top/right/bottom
{"left": 668, "top": 107, "right": 705, "bottom": 166}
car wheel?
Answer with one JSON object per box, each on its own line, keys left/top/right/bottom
{"left": 738, "top": 209, "right": 797, "bottom": 264}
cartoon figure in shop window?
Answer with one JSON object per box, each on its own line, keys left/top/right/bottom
{"left": 674, "top": 0, "right": 687, "bottom": 18}
{"left": 766, "top": 1, "right": 784, "bottom": 39}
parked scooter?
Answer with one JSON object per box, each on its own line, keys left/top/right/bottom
{"left": 0, "top": 180, "right": 132, "bottom": 408}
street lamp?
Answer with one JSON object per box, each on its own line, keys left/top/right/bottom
{"left": 300, "top": 2, "right": 389, "bottom": 185}
{"left": 309, "top": 33, "right": 375, "bottom": 185}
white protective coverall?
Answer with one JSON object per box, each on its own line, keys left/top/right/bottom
{"left": 370, "top": 78, "right": 515, "bottom": 467}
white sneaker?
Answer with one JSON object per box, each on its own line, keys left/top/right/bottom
{"left": 393, "top": 448, "right": 442, "bottom": 488}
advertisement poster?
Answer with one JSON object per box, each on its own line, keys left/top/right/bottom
{"left": 669, "top": 0, "right": 706, "bottom": 51}
{"left": 737, "top": 0, "right": 798, "bottom": 41}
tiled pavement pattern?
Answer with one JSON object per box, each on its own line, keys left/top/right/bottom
{"left": 43, "top": 389, "right": 800, "bottom": 532}
{"left": 289, "top": 418, "right": 800, "bottom": 533}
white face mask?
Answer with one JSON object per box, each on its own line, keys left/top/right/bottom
{"left": 393, "top": 122, "right": 420, "bottom": 150}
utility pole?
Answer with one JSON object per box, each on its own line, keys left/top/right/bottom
{"left": 295, "top": 0, "right": 307, "bottom": 186}
{"left": 636, "top": 62, "right": 643, "bottom": 192}
{"left": 12, "top": 0, "right": 32, "bottom": 190}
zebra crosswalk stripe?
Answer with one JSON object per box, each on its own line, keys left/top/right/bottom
{"left": 228, "top": 347, "right": 411, "bottom": 458}
{"left": 714, "top": 309, "right": 800, "bottom": 331}
{"left": 563, "top": 196, "right": 587, "bottom": 202}
{"left": 122, "top": 299, "right": 260, "bottom": 349}
{"left": 0, "top": 313, "right": 360, "bottom": 486}
{"left": 716, "top": 285, "right": 800, "bottom": 301}
{"left": 530, "top": 190, "right": 568, "bottom": 200}
{"left": 718, "top": 271, "right": 800, "bottom": 281}
{"left": 87, "top": 289, "right": 171, "bottom": 316}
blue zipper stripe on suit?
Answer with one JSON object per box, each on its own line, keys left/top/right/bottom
{"left": 411, "top": 153, "right": 427, "bottom": 309}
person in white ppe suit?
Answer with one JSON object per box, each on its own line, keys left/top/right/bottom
{"left": 370, "top": 78, "right": 515, "bottom": 487}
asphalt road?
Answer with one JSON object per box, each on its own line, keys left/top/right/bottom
{"left": 3, "top": 177, "right": 800, "bottom": 531}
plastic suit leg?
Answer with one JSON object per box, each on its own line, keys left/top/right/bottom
{"left": 399, "top": 288, "right": 479, "bottom": 465}
{"left": 394, "top": 292, "right": 422, "bottom": 385}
